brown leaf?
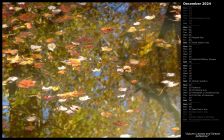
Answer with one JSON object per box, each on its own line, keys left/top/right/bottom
{"left": 54, "top": 15, "right": 73, "bottom": 23}
{"left": 113, "top": 121, "right": 128, "bottom": 127}
{"left": 60, "top": 4, "right": 72, "bottom": 13}
{"left": 18, "top": 13, "right": 36, "bottom": 22}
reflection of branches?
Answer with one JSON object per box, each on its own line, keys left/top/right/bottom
{"left": 152, "top": 111, "right": 165, "bottom": 137}
{"left": 122, "top": 73, "right": 180, "bottom": 126}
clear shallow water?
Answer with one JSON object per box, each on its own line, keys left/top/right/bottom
{"left": 2, "top": 2, "right": 181, "bottom": 138}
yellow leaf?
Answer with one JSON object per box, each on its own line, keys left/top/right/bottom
{"left": 101, "top": 46, "right": 112, "bottom": 52}
{"left": 127, "top": 27, "right": 137, "bottom": 33}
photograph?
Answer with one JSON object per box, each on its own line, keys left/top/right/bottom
{"left": 2, "top": 2, "right": 181, "bottom": 138}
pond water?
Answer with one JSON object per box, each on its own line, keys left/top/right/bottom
{"left": 2, "top": 2, "right": 181, "bottom": 138}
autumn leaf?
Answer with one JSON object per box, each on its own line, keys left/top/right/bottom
{"left": 17, "top": 79, "right": 36, "bottom": 88}
{"left": 68, "top": 58, "right": 81, "bottom": 67}
{"left": 123, "top": 65, "right": 132, "bottom": 73}
{"left": 58, "top": 70, "right": 66, "bottom": 75}
{"left": 113, "top": 121, "right": 128, "bottom": 127}
{"left": 32, "top": 54, "right": 42, "bottom": 60}
{"left": 19, "top": 57, "right": 34, "bottom": 65}
{"left": 33, "top": 63, "right": 44, "bottom": 69}
{"left": 46, "top": 38, "right": 56, "bottom": 43}
{"left": 101, "top": 112, "right": 112, "bottom": 118}
{"left": 101, "top": 27, "right": 113, "bottom": 34}
{"left": 101, "top": 46, "right": 112, "bottom": 52}
{"left": 55, "top": 15, "right": 73, "bottom": 23}
{"left": 57, "top": 90, "right": 84, "bottom": 98}
{"left": 18, "top": 13, "right": 36, "bottom": 22}
{"left": 130, "top": 80, "right": 138, "bottom": 84}
{"left": 60, "top": 4, "right": 72, "bottom": 13}
{"left": 172, "top": 127, "right": 180, "bottom": 133}
{"left": 3, "top": 49, "right": 18, "bottom": 55}
{"left": 25, "top": 22, "right": 32, "bottom": 29}
{"left": 127, "top": 27, "right": 137, "bottom": 32}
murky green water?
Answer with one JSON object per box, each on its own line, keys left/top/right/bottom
{"left": 2, "top": 2, "right": 181, "bottom": 138}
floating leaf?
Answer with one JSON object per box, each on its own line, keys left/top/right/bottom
{"left": 113, "top": 121, "right": 128, "bottom": 127}
{"left": 127, "top": 27, "right": 137, "bottom": 32}
{"left": 46, "top": 38, "right": 55, "bottom": 43}
{"left": 131, "top": 80, "right": 138, "bottom": 84}
{"left": 55, "top": 15, "right": 73, "bottom": 23}
{"left": 101, "top": 27, "right": 113, "bottom": 34}
{"left": 101, "top": 112, "right": 112, "bottom": 118}
{"left": 129, "top": 59, "right": 139, "bottom": 65}
{"left": 58, "top": 70, "right": 66, "bottom": 75}
{"left": 52, "top": 86, "right": 60, "bottom": 91}
{"left": 133, "top": 22, "right": 140, "bottom": 26}
{"left": 144, "top": 15, "right": 155, "bottom": 20}
{"left": 3, "top": 49, "right": 18, "bottom": 55}
{"left": 32, "top": 54, "right": 42, "bottom": 60}
{"left": 25, "top": 22, "right": 32, "bottom": 29}
{"left": 126, "top": 109, "right": 134, "bottom": 113}
{"left": 26, "top": 116, "right": 37, "bottom": 122}
{"left": 117, "top": 68, "right": 124, "bottom": 73}
{"left": 57, "top": 91, "right": 84, "bottom": 98}
{"left": 58, "top": 106, "right": 68, "bottom": 111}
{"left": 7, "top": 55, "right": 20, "bottom": 64}
{"left": 79, "top": 95, "right": 91, "bottom": 101}
{"left": 43, "top": 95, "right": 54, "bottom": 101}
{"left": 172, "top": 127, "right": 180, "bottom": 133}
{"left": 48, "top": 5, "right": 56, "bottom": 10}
{"left": 65, "top": 109, "right": 74, "bottom": 114}
{"left": 58, "top": 99, "right": 67, "bottom": 102}
{"left": 34, "top": 63, "right": 44, "bottom": 69}
{"left": 166, "top": 73, "right": 175, "bottom": 77}
{"left": 161, "top": 80, "right": 179, "bottom": 87}
{"left": 123, "top": 65, "right": 132, "bottom": 73}
{"left": 47, "top": 43, "right": 56, "bottom": 51}
{"left": 117, "top": 94, "right": 125, "bottom": 98}
{"left": 19, "top": 13, "right": 36, "bottom": 22}
{"left": 6, "top": 76, "right": 18, "bottom": 83}
{"left": 70, "top": 105, "right": 81, "bottom": 111}
{"left": 19, "top": 57, "right": 34, "bottom": 65}
{"left": 118, "top": 87, "right": 127, "bottom": 92}
{"left": 101, "top": 46, "right": 112, "bottom": 52}
{"left": 92, "top": 68, "right": 101, "bottom": 72}
{"left": 120, "top": 134, "right": 131, "bottom": 138}
{"left": 42, "top": 86, "right": 52, "bottom": 92}
{"left": 58, "top": 66, "right": 66, "bottom": 70}
{"left": 17, "top": 79, "right": 36, "bottom": 88}
{"left": 71, "top": 42, "right": 80, "bottom": 46}
{"left": 60, "top": 4, "right": 72, "bottom": 13}
{"left": 31, "top": 45, "right": 42, "bottom": 52}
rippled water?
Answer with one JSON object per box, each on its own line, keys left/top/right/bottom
{"left": 2, "top": 2, "right": 181, "bottom": 138}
